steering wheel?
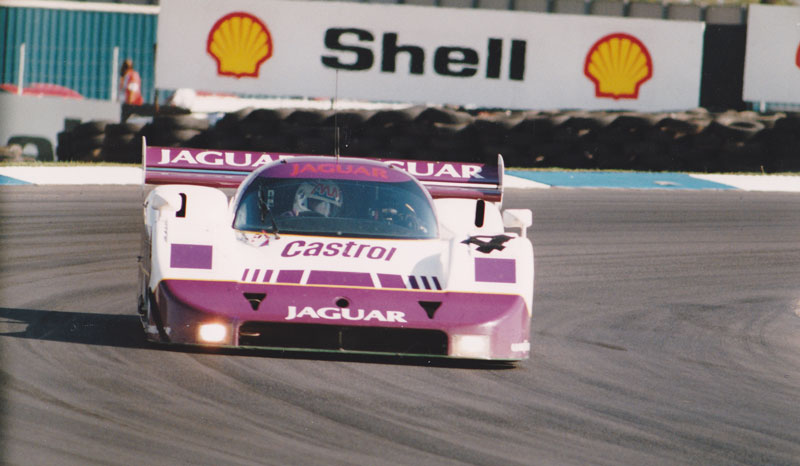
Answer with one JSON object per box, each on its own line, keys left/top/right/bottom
{"left": 298, "top": 210, "right": 325, "bottom": 217}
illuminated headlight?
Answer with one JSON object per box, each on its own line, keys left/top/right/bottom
{"left": 198, "top": 323, "right": 227, "bottom": 343}
{"left": 451, "top": 334, "right": 491, "bottom": 359}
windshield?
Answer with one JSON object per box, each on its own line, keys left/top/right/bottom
{"left": 233, "top": 177, "right": 437, "bottom": 239}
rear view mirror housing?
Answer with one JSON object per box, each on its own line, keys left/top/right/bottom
{"left": 502, "top": 209, "right": 532, "bottom": 237}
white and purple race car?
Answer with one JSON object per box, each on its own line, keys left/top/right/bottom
{"left": 139, "top": 141, "right": 533, "bottom": 361}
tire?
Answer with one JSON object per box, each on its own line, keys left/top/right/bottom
{"left": 551, "top": 112, "right": 603, "bottom": 143}
{"left": 598, "top": 113, "right": 657, "bottom": 145}
{"left": 340, "top": 135, "right": 384, "bottom": 157}
{"left": 284, "top": 110, "right": 331, "bottom": 127}
{"left": 414, "top": 107, "right": 473, "bottom": 126}
{"left": 364, "top": 108, "right": 418, "bottom": 132}
{"left": 471, "top": 113, "right": 522, "bottom": 143}
{"left": 239, "top": 108, "right": 292, "bottom": 135}
{"left": 7, "top": 135, "right": 54, "bottom": 161}
{"left": 295, "top": 136, "right": 335, "bottom": 155}
{"left": 153, "top": 114, "right": 210, "bottom": 131}
{"left": 713, "top": 114, "right": 765, "bottom": 142}
{"left": 56, "top": 131, "right": 73, "bottom": 161}
{"left": 509, "top": 116, "right": 555, "bottom": 147}
{"left": 106, "top": 123, "right": 145, "bottom": 138}
{"left": 73, "top": 120, "right": 114, "bottom": 138}
{"left": 103, "top": 133, "right": 137, "bottom": 148}
{"left": 214, "top": 107, "right": 255, "bottom": 133}
{"left": 386, "top": 135, "right": 424, "bottom": 158}
{"left": 145, "top": 126, "right": 202, "bottom": 146}
{"left": 248, "top": 133, "right": 294, "bottom": 152}
{"left": 72, "top": 134, "right": 106, "bottom": 153}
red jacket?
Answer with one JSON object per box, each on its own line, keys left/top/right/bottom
{"left": 121, "top": 70, "right": 143, "bottom": 105}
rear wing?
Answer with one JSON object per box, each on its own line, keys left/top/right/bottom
{"left": 143, "top": 138, "right": 503, "bottom": 201}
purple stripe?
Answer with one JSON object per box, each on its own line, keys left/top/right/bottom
{"left": 276, "top": 269, "right": 303, "bottom": 284}
{"left": 145, "top": 171, "right": 247, "bottom": 189}
{"left": 378, "top": 274, "right": 405, "bottom": 289}
{"left": 241, "top": 269, "right": 249, "bottom": 281}
{"left": 251, "top": 269, "right": 261, "bottom": 282}
{"left": 432, "top": 276, "right": 442, "bottom": 290}
{"left": 170, "top": 244, "right": 212, "bottom": 269}
{"left": 474, "top": 258, "right": 516, "bottom": 283}
{"left": 307, "top": 271, "right": 373, "bottom": 287}
{"left": 408, "top": 276, "right": 419, "bottom": 290}
{"left": 262, "top": 269, "right": 273, "bottom": 283}
{"left": 420, "top": 276, "right": 431, "bottom": 290}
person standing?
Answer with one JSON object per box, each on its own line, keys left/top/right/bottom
{"left": 119, "top": 58, "right": 143, "bottom": 105}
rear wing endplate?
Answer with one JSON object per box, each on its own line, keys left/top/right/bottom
{"left": 142, "top": 138, "right": 503, "bottom": 201}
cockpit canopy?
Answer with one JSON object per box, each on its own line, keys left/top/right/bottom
{"left": 233, "top": 158, "right": 438, "bottom": 239}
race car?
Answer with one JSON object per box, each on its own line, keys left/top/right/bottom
{"left": 138, "top": 140, "right": 533, "bottom": 361}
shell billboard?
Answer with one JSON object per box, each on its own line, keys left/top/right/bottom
{"left": 156, "top": 0, "right": 704, "bottom": 111}
{"left": 743, "top": 4, "right": 800, "bottom": 104}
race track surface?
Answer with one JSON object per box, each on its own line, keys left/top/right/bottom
{"left": 1, "top": 186, "right": 799, "bottom": 465}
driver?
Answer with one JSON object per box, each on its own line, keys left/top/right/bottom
{"left": 290, "top": 180, "right": 342, "bottom": 217}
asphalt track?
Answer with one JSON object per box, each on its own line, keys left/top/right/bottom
{"left": 1, "top": 185, "right": 800, "bottom": 465}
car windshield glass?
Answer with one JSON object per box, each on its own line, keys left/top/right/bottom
{"left": 233, "top": 177, "right": 437, "bottom": 239}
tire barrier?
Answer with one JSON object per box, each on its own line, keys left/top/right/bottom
{"left": 6, "top": 135, "right": 54, "bottom": 161}
{"left": 58, "top": 107, "right": 800, "bottom": 172}
{"left": 58, "top": 120, "right": 114, "bottom": 162}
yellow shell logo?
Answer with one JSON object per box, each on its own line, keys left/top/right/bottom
{"left": 584, "top": 33, "right": 652, "bottom": 100}
{"left": 207, "top": 12, "right": 273, "bottom": 78}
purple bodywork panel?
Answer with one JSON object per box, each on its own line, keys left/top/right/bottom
{"left": 155, "top": 279, "right": 530, "bottom": 360}
{"left": 474, "top": 258, "right": 516, "bottom": 283}
{"left": 170, "top": 244, "right": 213, "bottom": 269}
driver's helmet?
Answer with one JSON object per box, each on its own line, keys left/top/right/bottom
{"left": 292, "top": 180, "right": 342, "bottom": 217}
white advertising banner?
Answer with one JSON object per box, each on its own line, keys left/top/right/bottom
{"left": 743, "top": 4, "right": 800, "bottom": 104}
{"left": 156, "top": 0, "right": 704, "bottom": 111}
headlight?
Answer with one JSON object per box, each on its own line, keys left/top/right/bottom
{"left": 451, "top": 334, "right": 491, "bottom": 359}
{"left": 198, "top": 323, "right": 227, "bottom": 343}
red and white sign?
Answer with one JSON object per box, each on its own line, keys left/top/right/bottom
{"left": 743, "top": 4, "right": 800, "bottom": 104}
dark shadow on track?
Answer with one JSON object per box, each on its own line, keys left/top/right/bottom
{"left": 0, "top": 308, "right": 517, "bottom": 370}
{"left": 0, "top": 307, "right": 146, "bottom": 348}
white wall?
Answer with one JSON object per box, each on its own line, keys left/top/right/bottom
{"left": 0, "top": 94, "right": 120, "bottom": 160}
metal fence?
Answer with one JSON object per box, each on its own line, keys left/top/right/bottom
{"left": 0, "top": 3, "right": 157, "bottom": 101}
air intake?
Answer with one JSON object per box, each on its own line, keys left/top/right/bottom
{"left": 243, "top": 292, "right": 266, "bottom": 311}
{"left": 419, "top": 301, "right": 442, "bottom": 319}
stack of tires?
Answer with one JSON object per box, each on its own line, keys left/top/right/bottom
{"left": 58, "top": 120, "right": 112, "bottom": 161}
{"left": 749, "top": 112, "right": 800, "bottom": 172}
{"left": 361, "top": 107, "right": 423, "bottom": 159}
{"left": 101, "top": 122, "right": 145, "bottom": 163}
{"left": 234, "top": 108, "right": 295, "bottom": 152}
{"left": 405, "top": 107, "right": 477, "bottom": 161}
{"left": 139, "top": 115, "right": 211, "bottom": 149}
{"left": 53, "top": 107, "right": 800, "bottom": 172}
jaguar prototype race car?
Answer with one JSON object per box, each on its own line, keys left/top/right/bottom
{"left": 139, "top": 141, "right": 534, "bottom": 361}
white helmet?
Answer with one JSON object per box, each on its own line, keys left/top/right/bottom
{"left": 292, "top": 181, "right": 342, "bottom": 217}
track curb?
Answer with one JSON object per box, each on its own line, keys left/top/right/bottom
{"left": 1, "top": 166, "right": 799, "bottom": 192}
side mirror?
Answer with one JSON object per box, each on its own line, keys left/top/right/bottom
{"left": 150, "top": 190, "right": 184, "bottom": 214}
{"left": 502, "top": 209, "right": 532, "bottom": 237}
